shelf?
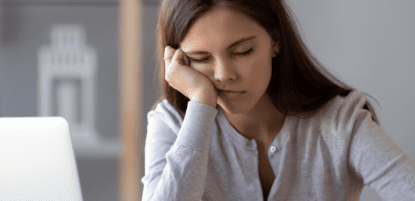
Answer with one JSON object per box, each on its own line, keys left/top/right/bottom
{"left": 73, "top": 139, "right": 120, "bottom": 159}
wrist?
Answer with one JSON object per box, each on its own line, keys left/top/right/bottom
{"left": 191, "top": 93, "right": 217, "bottom": 109}
{"left": 191, "top": 97, "right": 217, "bottom": 108}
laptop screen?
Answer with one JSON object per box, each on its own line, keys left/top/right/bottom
{"left": 0, "top": 117, "right": 83, "bottom": 200}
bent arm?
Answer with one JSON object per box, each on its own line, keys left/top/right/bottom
{"left": 141, "top": 101, "right": 218, "bottom": 201}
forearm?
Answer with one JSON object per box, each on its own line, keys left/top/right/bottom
{"left": 142, "top": 101, "right": 218, "bottom": 201}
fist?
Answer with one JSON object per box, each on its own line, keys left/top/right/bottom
{"left": 164, "top": 46, "right": 218, "bottom": 108}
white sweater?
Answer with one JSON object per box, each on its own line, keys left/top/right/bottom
{"left": 141, "top": 90, "right": 415, "bottom": 200}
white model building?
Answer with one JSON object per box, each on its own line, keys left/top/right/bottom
{"left": 37, "top": 24, "right": 99, "bottom": 146}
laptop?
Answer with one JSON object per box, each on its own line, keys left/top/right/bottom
{"left": 0, "top": 117, "right": 83, "bottom": 200}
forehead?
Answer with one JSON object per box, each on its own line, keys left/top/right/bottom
{"left": 180, "top": 7, "right": 267, "bottom": 50}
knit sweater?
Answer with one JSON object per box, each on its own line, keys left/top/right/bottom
{"left": 141, "top": 90, "right": 415, "bottom": 200}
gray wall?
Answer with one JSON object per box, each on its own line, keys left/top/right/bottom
{"left": 0, "top": 2, "right": 160, "bottom": 140}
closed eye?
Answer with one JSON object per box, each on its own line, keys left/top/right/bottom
{"left": 188, "top": 48, "right": 254, "bottom": 63}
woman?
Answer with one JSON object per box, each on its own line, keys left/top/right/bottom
{"left": 142, "top": 0, "right": 415, "bottom": 200}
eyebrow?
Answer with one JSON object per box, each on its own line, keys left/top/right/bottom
{"left": 183, "top": 36, "right": 256, "bottom": 55}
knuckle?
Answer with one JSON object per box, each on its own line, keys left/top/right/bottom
{"left": 165, "top": 70, "right": 171, "bottom": 81}
{"left": 170, "top": 59, "right": 178, "bottom": 67}
{"left": 165, "top": 73, "right": 171, "bottom": 82}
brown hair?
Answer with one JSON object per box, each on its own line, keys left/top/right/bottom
{"left": 152, "top": 0, "right": 380, "bottom": 125}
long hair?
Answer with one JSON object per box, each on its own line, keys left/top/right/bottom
{"left": 152, "top": 0, "right": 380, "bottom": 125}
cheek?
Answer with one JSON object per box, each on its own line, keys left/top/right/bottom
{"left": 244, "top": 56, "right": 272, "bottom": 80}
{"left": 190, "top": 64, "right": 210, "bottom": 76}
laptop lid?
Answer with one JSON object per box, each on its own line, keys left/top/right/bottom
{"left": 0, "top": 117, "right": 83, "bottom": 200}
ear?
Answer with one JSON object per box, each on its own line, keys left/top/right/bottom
{"left": 271, "top": 31, "right": 280, "bottom": 56}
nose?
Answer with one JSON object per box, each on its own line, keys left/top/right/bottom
{"left": 213, "top": 59, "right": 237, "bottom": 83}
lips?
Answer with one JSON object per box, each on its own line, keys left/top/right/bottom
{"left": 218, "top": 90, "right": 244, "bottom": 93}
{"left": 218, "top": 90, "right": 245, "bottom": 99}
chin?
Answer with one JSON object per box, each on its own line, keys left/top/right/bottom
{"left": 217, "top": 99, "right": 251, "bottom": 114}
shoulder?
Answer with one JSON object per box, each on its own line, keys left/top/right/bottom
{"left": 311, "top": 90, "right": 373, "bottom": 137}
{"left": 322, "top": 90, "right": 370, "bottom": 123}
{"left": 292, "top": 91, "right": 375, "bottom": 156}
{"left": 147, "top": 99, "right": 185, "bottom": 135}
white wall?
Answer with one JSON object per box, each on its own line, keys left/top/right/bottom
{"left": 287, "top": 0, "right": 415, "bottom": 200}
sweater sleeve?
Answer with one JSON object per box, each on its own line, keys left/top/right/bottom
{"left": 141, "top": 100, "right": 218, "bottom": 201}
{"left": 342, "top": 93, "right": 415, "bottom": 200}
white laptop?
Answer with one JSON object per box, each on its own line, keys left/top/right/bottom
{"left": 0, "top": 117, "right": 83, "bottom": 200}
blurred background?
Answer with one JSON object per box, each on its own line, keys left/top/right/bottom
{"left": 0, "top": 0, "right": 413, "bottom": 200}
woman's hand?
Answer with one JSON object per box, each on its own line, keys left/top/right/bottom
{"left": 164, "top": 46, "right": 218, "bottom": 108}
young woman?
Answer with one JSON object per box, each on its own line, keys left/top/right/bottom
{"left": 142, "top": 0, "right": 415, "bottom": 200}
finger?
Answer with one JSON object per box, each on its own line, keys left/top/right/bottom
{"left": 164, "top": 46, "right": 175, "bottom": 67}
{"left": 178, "top": 48, "right": 190, "bottom": 66}
{"left": 171, "top": 48, "right": 187, "bottom": 66}
{"left": 171, "top": 47, "right": 182, "bottom": 66}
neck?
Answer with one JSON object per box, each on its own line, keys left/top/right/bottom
{"left": 224, "top": 93, "right": 286, "bottom": 141}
